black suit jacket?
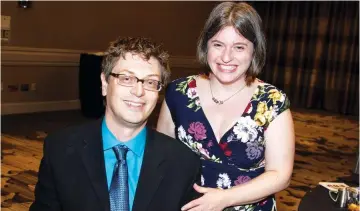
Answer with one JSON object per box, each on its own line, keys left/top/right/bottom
{"left": 30, "top": 119, "right": 201, "bottom": 211}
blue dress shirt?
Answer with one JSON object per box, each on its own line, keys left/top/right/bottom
{"left": 102, "top": 120, "right": 146, "bottom": 211}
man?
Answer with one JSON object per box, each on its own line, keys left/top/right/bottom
{"left": 30, "top": 37, "right": 201, "bottom": 211}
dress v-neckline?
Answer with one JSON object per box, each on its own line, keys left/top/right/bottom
{"left": 194, "top": 75, "right": 260, "bottom": 144}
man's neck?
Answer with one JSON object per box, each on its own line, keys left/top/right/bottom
{"left": 104, "top": 113, "right": 146, "bottom": 142}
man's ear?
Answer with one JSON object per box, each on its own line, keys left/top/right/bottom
{"left": 100, "top": 73, "right": 108, "bottom": 96}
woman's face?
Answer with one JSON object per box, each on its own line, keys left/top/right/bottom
{"left": 207, "top": 26, "right": 254, "bottom": 85}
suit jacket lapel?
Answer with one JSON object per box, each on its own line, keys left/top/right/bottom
{"left": 78, "top": 119, "right": 110, "bottom": 211}
{"left": 132, "top": 129, "right": 166, "bottom": 211}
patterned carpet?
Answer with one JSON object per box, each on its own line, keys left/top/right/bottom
{"left": 1, "top": 108, "right": 359, "bottom": 211}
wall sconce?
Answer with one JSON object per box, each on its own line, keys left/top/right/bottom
{"left": 18, "top": 0, "right": 32, "bottom": 9}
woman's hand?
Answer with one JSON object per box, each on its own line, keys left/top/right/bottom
{"left": 181, "top": 184, "right": 229, "bottom": 211}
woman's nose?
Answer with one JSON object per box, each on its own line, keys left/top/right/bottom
{"left": 221, "top": 47, "right": 233, "bottom": 63}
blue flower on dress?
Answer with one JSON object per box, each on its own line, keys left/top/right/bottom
{"left": 245, "top": 141, "right": 263, "bottom": 160}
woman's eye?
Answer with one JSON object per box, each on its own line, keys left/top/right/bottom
{"left": 235, "top": 46, "right": 244, "bottom": 51}
{"left": 213, "top": 43, "right": 222, "bottom": 47}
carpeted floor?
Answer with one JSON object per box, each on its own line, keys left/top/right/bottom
{"left": 1, "top": 108, "right": 359, "bottom": 211}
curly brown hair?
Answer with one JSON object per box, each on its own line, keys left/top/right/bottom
{"left": 101, "top": 36, "right": 171, "bottom": 85}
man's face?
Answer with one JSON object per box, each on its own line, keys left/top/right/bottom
{"left": 101, "top": 53, "right": 161, "bottom": 128}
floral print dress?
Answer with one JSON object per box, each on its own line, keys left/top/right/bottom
{"left": 165, "top": 75, "right": 290, "bottom": 211}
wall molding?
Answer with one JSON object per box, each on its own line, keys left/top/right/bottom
{"left": 1, "top": 46, "right": 94, "bottom": 67}
{"left": 1, "top": 46, "right": 201, "bottom": 68}
{"left": 1, "top": 46, "right": 201, "bottom": 115}
{"left": 1, "top": 100, "right": 81, "bottom": 115}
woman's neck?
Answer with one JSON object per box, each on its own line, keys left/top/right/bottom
{"left": 208, "top": 73, "right": 248, "bottom": 94}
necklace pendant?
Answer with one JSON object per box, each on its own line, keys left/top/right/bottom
{"left": 209, "top": 80, "right": 247, "bottom": 106}
{"left": 212, "top": 97, "right": 218, "bottom": 104}
{"left": 212, "top": 97, "right": 223, "bottom": 105}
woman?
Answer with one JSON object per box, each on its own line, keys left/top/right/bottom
{"left": 157, "top": 2, "right": 295, "bottom": 211}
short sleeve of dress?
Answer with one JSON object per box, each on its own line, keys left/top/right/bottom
{"left": 267, "top": 88, "right": 290, "bottom": 124}
{"left": 254, "top": 84, "right": 291, "bottom": 129}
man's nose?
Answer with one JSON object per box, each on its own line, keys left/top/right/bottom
{"left": 130, "top": 81, "right": 145, "bottom": 97}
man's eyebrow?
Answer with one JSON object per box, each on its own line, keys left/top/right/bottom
{"left": 118, "top": 70, "right": 160, "bottom": 78}
{"left": 118, "top": 69, "right": 134, "bottom": 74}
{"left": 145, "top": 74, "right": 161, "bottom": 78}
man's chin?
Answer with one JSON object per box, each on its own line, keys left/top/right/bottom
{"left": 123, "top": 118, "right": 147, "bottom": 128}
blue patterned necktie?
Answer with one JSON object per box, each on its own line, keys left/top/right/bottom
{"left": 110, "top": 145, "right": 129, "bottom": 211}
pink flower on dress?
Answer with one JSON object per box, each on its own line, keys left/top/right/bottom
{"left": 188, "top": 122, "right": 207, "bottom": 141}
{"left": 234, "top": 175, "right": 251, "bottom": 185}
{"left": 259, "top": 199, "right": 268, "bottom": 206}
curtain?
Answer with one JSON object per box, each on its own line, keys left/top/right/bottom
{"left": 253, "top": 1, "right": 359, "bottom": 116}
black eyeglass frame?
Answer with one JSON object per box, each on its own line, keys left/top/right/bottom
{"left": 109, "top": 73, "right": 164, "bottom": 92}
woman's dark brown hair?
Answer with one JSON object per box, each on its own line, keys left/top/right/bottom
{"left": 197, "top": 2, "right": 266, "bottom": 85}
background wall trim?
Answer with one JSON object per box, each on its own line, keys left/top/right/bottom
{"left": 1, "top": 100, "right": 81, "bottom": 115}
{"left": 1, "top": 46, "right": 201, "bottom": 68}
{"left": 1, "top": 46, "right": 200, "bottom": 115}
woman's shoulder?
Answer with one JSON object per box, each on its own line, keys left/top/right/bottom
{"left": 165, "top": 75, "right": 202, "bottom": 113}
{"left": 251, "top": 79, "right": 290, "bottom": 126}
{"left": 165, "top": 74, "right": 199, "bottom": 100}
{"left": 254, "top": 79, "right": 290, "bottom": 108}
{"left": 255, "top": 79, "right": 288, "bottom": 97}
{"left": 166, "top": 74, "right": 199, "bottom": 93}
{"left": 167, "top": 75, "right": 199, "bottom": 86}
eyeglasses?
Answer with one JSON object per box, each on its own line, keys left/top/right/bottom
{"left": 109, "top": 73, "right": 163, "bottom": 92}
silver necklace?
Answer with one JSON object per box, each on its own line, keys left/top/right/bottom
{"left": 209, "top": 81, "right": 247, "bottom": 105}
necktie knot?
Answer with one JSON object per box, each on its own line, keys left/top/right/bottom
{"left": 113, "top": 145, "right": 128, "bottom": 163}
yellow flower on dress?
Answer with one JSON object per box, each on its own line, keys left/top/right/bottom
{"left": 264, "top": 106, "right": 273, "bottom": 122}
{"left": 255, "top": 102, "right": 268, "bottom": 126}
{"left": 268, "top": 89, "right": 282, "bottom": 104}
{"left": 257, "top": 101, "right": 268, "bottom": 114}
{"left": 255, "top": 102, "right": 274, "bottom": 126}
{"left": 254, "top": 113, "right": 266, "bottom": 126}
